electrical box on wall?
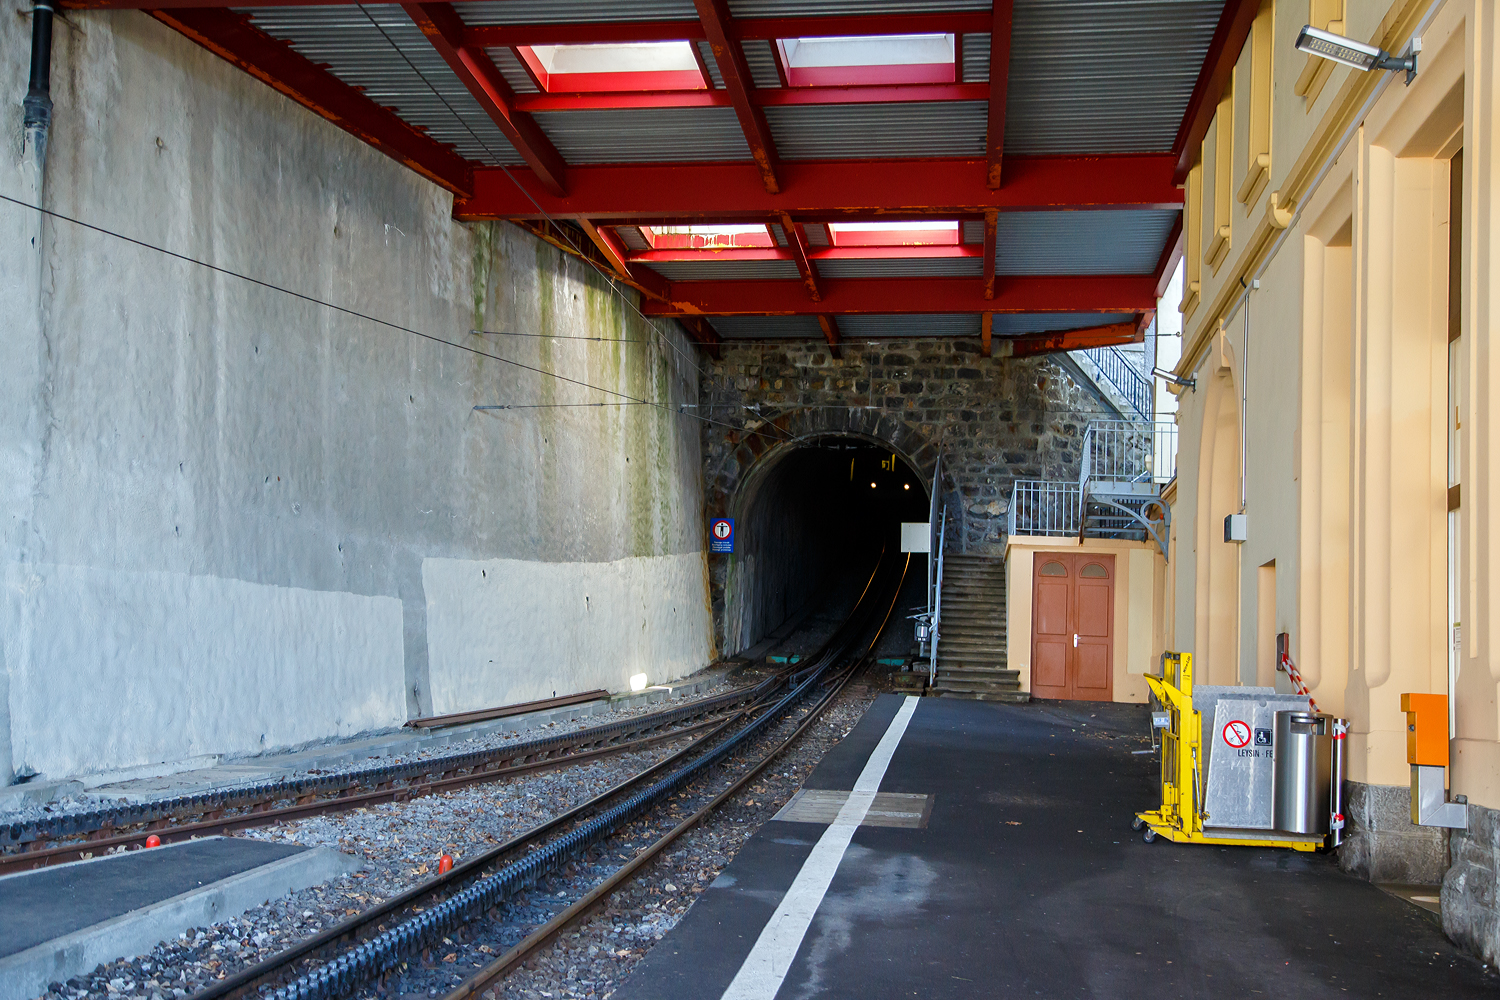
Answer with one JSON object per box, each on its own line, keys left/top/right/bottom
{"left": 1224, "top": 513, "right": 1247, "bottom": 543}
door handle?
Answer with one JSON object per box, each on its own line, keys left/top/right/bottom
{"left": 1073, "top": 633, "right": 1079, "bottom": 647}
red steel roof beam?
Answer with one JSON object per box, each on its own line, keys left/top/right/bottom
{"left": 457, "top": 155, "right": 1182, "bottom": 220}
{"left": 1171, "top": 0, "right": 1260, "bottom": 185}
{"left": 985, "top": 1, "right": 1014, "bottom": 190}
{"left": 149, "top": 8, "right": 472, "bottom": 195}
{"left": 642, "top": 275, "right": 1157, "bottom": 316}
{"left": 778, "top": 213, "right": 822, "bottom": 302}
{"left": 693, "top": 0, "right": 781, "bottom": 194}
{"left": 982, "top": 208, "right": 998, "bottom": 300}
{"left": 402, "top": 3, "right": 568, "bottom": 197}
{"left": 1007, "top": 321, "right": 1140, "bottom": 359}
{"left": 818, "top": 315, "right": 842, "bottom": 359}
{"left": 574, "top": 221, "right": 675, "bottom": 304}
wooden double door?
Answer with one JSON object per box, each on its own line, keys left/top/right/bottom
{"left": 1031, "top": 552, "right": 1115, "bottom": 701}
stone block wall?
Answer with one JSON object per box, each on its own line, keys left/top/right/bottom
{"left": 696, "top": 337, "right": 1120, "bottom": 653}
{"left": 1445, "top": 801, "right": 1499, "bottom": 965}
{"left": 1338, "top": 780, "right": 1449, "bottom": 883}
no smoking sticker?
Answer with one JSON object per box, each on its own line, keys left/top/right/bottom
{"left": 1223, "top": 720, "right": 1252, "bottom": 749}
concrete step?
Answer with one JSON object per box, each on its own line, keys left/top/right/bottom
{"left": 936, "top": 679, "right": 1018, "bottom": 691}
{"left": 938, "top": 665, "right": 1018, "bottom": 679}
{"left": 929, "top": 688, "right": 1031, "bottom": 703}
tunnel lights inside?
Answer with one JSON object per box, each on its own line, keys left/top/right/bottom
{"left": 517, "top": 42, "right": 707, "bottom": 93}
{"left": 827, "top": 221, "right": 960, "bottom": 247}
{"left": 639, "top": 224, "right": 774, "bottom": 250}
{"left": 776, "top": 34, "right": 956, "bottom": 87}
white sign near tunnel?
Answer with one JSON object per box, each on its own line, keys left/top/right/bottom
{"left": 900, "top": 523, "right": 930, "bottom": 553}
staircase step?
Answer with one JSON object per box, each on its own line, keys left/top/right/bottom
{"left": 929, "top": 688, "right": 1031, "bottom": 703}
{"left": 938, "top": 665, "right": 1018, "bottom": 678}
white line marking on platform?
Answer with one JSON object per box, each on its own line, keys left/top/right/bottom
{"left": 719, "top": 695, "right": 920, "bottom": 1000}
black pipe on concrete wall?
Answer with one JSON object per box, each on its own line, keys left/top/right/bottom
{"left": 23, "top": 3, "right": 55, "bottom": 165}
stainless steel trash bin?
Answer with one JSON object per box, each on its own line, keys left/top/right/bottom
{"left": 1273, "top": 711, "right": 1333, "bottom": 834}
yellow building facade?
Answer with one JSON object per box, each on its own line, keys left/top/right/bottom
{"left": 1167, "top": 0, "right": 1499, "bottom": 960}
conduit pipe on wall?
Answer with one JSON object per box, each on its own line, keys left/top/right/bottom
{"left": 23, "top": 2, "right": 55, "bottom": 172}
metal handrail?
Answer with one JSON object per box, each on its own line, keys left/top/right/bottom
{"left": 1081, "top": 420, "right": 1179, "bottom": 492}
{"left": 1079, "top": 345, "right": 1153, "bottom": 421}
{"left": 1007, "top": 480, "right": 1082, "bottom": 536}
{"left": 930, "top": 510, "right": 947, "bottom": 685}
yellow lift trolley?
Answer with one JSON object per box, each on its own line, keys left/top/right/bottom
{"left": 1133, "top": 651, "right": 1329, "bottom": 852}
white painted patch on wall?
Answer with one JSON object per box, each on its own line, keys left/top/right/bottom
{"left": 3, "top": 563, "right": 406, "bottom": 780}
{"left": 423, "top": 552, "right": 712, "bottom": 714}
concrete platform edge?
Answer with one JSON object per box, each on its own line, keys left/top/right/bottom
{"left": 0, "top": 846, "right": 362, "bottom": 1000}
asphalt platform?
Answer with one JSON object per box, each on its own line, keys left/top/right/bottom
{"left": 615, "top": 694, "right": 1497, "bottom": 999}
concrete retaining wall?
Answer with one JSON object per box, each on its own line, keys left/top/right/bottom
{"left": 0, "top": 12, "right": 709, "bottom": 782}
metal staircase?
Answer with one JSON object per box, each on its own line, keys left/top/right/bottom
{"left": 1009, "top": 421, "right": 1177, "bottom": 557}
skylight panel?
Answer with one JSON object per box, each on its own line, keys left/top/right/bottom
{"left": 641, "top": 225, "right": 774, "bottom": 250}
{"left": 828, "top": 221, "right": 959, "bottom": 247}
{"left": 777, "top": 34, "right": 956, "bottom": 88}
{"left": 518, "top": 42, "right": 706, "bottom": 93}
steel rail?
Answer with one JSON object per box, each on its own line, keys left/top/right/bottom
{"left": 245, "top": 553, "right": 902, "bottom": 1000}
{"left": 0, "top": 678, "right": 775, "bottom": 866}
{"left": 443, "top": 554, "right": 912, "bottom": 1000}
{"left": 186, "top": 700, "right": 773, "bottom": 1000}
{"left": 0, "top": 714, "right": 737, "bottom": 878}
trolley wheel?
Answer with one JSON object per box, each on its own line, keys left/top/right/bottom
{"left": 1142, "top": 828, "right": 1157, "bottom": 844}
{"left": 1131, "top": 816, "right": 1146, "bottom": 832}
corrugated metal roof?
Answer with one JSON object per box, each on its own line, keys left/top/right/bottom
{"left": 961, "top": 33, "right": 990, "bottom": 83}
{"left": 995, "top": 209, "right": 1178, "bottom": 275}
{"left": 961, "top": 219, "right": 985, "bottom": 244}
{"left": 532, "top": 107, "right": 751, "bottom": 162}
{"left": 454, "top": 1, "right": 699, "bottom": 25}
{"left": 1006, "top": 0, "right": 1223, "bottom": 155}
{"left": 765, "top": 102, "right": 987, "bottom": 160}
{"left": 816, "top": 257, "right": 983, "bottom": 278}
{"left": 617, "top": 226, "right": 650, "bottom": 251}
{"left": 644, "top": 259, "right": 804, "bottom": 280}
{"left": 729, "top": 0, "right": 991, "bottom": 15}
{"left": 697, "top": 41, "right": 725, "bottom": 88}
{"left": 708, "top": 315, "right": 825, "bottom": 339}
{"left": 242, "top": 5, "right": 522, "bottom": 165}
{"left": 804, "top": 225, "right": 830, "bottom": 247}
{"left": 769, "top": 223, "right": 789, "bottom": 246}
{"left": 740, "top": 39, "right": 782, "bottom": 89}
{"left": 839, "top": 313, "right": 983, "bottom": 338}
{"left": 992, "top": 312, "right": 1134, "bottom": 335}
{"left": 487, "top": 47, "right": 539, "bottom": 94}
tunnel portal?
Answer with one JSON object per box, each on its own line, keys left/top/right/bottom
{"left": 723, "top": 436, "right": 930, "bottom": 657}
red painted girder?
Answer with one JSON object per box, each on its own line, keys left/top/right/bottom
{"left": 510, "top": 82, "right": 989, "bottom": 113}
{"left": 1008, "top": 321, "right": 1141, "bottom": 359}
{"left": 986, "top": 1, "right": 1013, "bottom": 190}
{"left": 779, "top": 213, "right": 821, "bottom": 302}
{"left": 403, "top": 3, "right": 567, "bottom": 197}
{"left": 576, "top": 221, "right": 674, "bottom": 304}
{"left": 818, "top": 315, "right": 842, "bottom": 358}
{"left": 629, "top": 245, "right": 982, "bottom": 263}
{"left": 1172, "top": 0, "right": 1260, "bottom": 185}
{"left": 459, "top": 12, "right": 991, "bottom": 46}
{"left": 148, "top": 9, "right": 472, "bottom": 196}
{"left": 641, "top": 275, "right": 1157, "bottom": 316}
{"left": 694, "top": 0, "right": 781, "bottom": 194}
{"left": 982, "top": 209, "right": 998, "bottom": 300}
{"left": 456, "top": 155, "right": 1182, "bottom": 221}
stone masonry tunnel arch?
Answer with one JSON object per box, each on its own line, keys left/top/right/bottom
{"left": 712, "top": 409, "right": 936, "bottom": 657}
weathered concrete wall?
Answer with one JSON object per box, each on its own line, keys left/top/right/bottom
{"left": 0, "top": 12, "right": 709, "bottom": 781}
{"left": 698, "top": 338, "right": 1113, "bottom": 653}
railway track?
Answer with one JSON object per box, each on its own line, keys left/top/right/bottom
{"left": 193, "top": 551, "right": 909, "bottom": 1000}
{"left": 0, "top": 676, "right": 772, "bottom": 877}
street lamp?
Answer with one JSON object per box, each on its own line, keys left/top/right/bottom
{"left": 1294, "top": 25, "right": 1419, "bottom": 84}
